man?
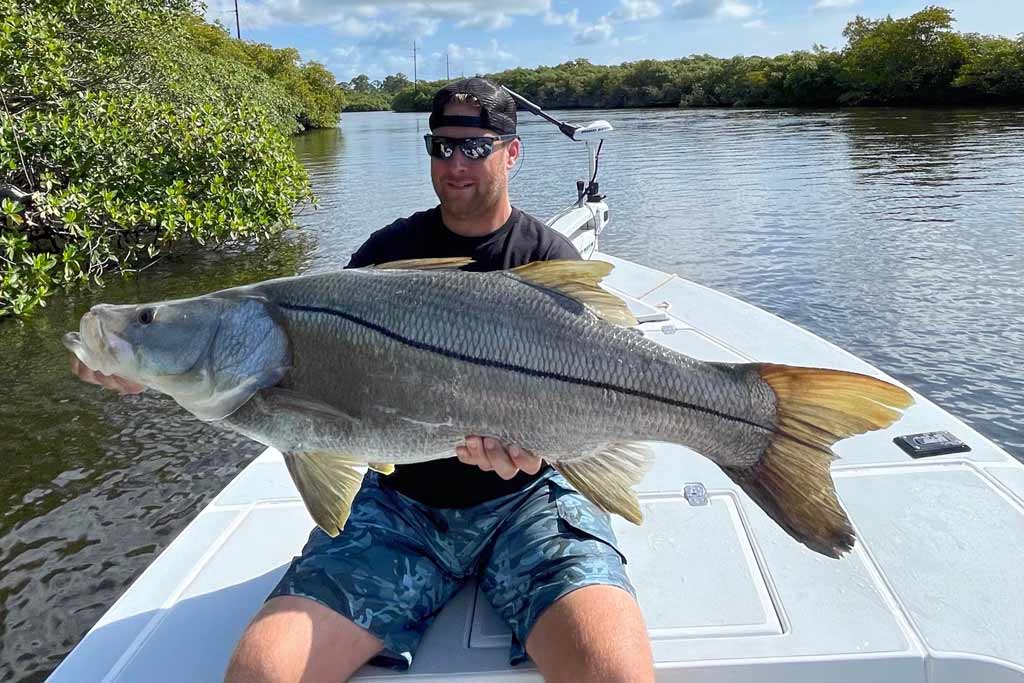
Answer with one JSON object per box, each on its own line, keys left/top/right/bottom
{"left": 73, "top": 78, "right": 654, "bottom": 683}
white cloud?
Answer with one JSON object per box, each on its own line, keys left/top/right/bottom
{"left": 813, "top": 0, "right": 858, "bottom": 8}
{"left": 573, "top": 15, "right": 614, "bottom": 44}
{"left": 670, "top": 0, "right": 718, "bottom": 20}
{"left": 717, "top": 0, "right": 755, "bottom": 19}
{"left": 670, "top": 0, "right": 757, "bottom": 21}
{"left": 616, "top": 0, "right": 662, "bottom": 21}
{"left": 443, "top": 39, "right": 516, "bottom": 75}
{"left": 327, "top": 13, "right": 440, "bottom": 39}
{"left": 332, "top": 45, "right": 359, "bottom": 60}
{"left": 543, "top": 7, "right": 579, "bottom": 26}
{"left": 742, "top": 18, "right": 764, "bottom": 28}
{"left": 457, "top": 13, "right": 514, "bottom": 29}
{"left": 213, "top": 0, "right": 551, "bottom": 29}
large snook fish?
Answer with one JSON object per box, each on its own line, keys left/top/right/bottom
{"left": 64, "top": 258, "right": 913, "bottom": 558}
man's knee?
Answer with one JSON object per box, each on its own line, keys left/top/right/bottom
{"left": 224, "top": 596, "right": 383, "bottom": 683}
{"left": 526, "top": 585, "right": 654, "bottom": 683}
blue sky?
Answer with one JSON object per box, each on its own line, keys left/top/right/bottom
{"left": 203, "top": 1, "right": 1024, "bottom": 83}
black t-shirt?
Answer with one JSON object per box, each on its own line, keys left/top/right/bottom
{"left": 345, "top": 205, "right": 581, "bottom": 507}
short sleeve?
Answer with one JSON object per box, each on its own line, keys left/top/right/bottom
{"left": 543, "top": 233, "right": 582, "bottom": 262}
{"left": 345, "top": 242, "right": 375, "bottom": 269}
{"left": 344, "top": 218, "right": 410, "bottom": 269}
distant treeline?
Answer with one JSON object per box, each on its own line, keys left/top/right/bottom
{"left": 1, "top": 0, "right": 345, "bottom": 316}
{"left": 342, "top": 6, "right": 1023, "bottom": 112}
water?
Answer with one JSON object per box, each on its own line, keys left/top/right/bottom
{"left": 2, "top": 107, "right": 1023, "bottom": 680}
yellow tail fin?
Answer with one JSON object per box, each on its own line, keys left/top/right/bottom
{"left": 726, "top": 365, "right": 913, "bottom": 558}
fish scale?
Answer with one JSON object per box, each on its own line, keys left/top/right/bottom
{"left": 251, "top": 268, "right": 770, "bottom": 465}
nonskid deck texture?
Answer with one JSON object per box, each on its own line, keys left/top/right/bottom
{"left": 50, "top": 255, "right": 1024, "bottom": 683}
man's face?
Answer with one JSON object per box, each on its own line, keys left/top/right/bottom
{"left": 430, "top": 100, "right": 519, "bottom": 221}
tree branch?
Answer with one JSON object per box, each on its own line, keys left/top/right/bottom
{"left": 0, "top": 184, "right": 31, "bottom": 204}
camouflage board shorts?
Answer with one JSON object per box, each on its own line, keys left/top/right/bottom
{"left": 268, "top": 468, "right": 635, "bottom": 669}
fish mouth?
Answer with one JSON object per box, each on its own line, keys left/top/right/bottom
{"left": 62, "top": 331, "right": 82, "bottom": 353}
{"left": 66, "top": 310, "right": 132, "bottom": 375}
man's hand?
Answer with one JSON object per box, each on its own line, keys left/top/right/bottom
{"left": 456, "top": 436, "right": 543, "bottom": 480}
{"left": 69, "top": 354, "right": 146, "bottom": 395}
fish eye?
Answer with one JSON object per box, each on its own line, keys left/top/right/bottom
{"left": 138, "top": 308, "right": 155, "bottom": 325}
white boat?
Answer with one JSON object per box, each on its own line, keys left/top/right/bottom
{"left": 49, "top": 103, "right": 1024, "bottom": 683}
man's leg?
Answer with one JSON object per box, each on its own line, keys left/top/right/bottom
{"left": 224, "top": 473, "right": 463, "bottom": 682}
{"left": 525, "top": 585, "right": 654, "bottom": 683}
{"left": 481, "top": 472, "right": 655, "bottom": 683}
{"left": 225, "top": 595, "right": 383, "bottom": 683}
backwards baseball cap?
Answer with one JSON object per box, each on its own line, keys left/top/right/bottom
{"left": 429, "top": 77, "right": 517, "bottom": 136}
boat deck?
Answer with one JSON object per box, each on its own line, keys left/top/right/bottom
{"left": 49, "top": 254, "right": 1024, "bottom": 682}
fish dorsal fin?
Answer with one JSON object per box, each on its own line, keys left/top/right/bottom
{"left": 510, "top": 259, "right": 638, "bottom": 326}
{"left": 374, "top": 257, "right": 474, "bottom": 270}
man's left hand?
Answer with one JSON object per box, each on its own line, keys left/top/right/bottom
{"left": 456, "top": 436, "right": 543, "bottom": 480}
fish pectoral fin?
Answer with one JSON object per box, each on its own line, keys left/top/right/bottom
{"left": 552, "top": 442, "right": 653, "bottom": 525}
{"left": 509, "top": 260, "right": 638, "bottom": 326}
{"left": 373, "top": 257, "right": 475, "bottom": 270}
{"left": 261, "top": 387, "right": 358, "bottom": 423}
{"left": 251, "top": 388, "right": 362, "bottom": 447}
{"left": 368, "top": 462, "right": 395, "bottom": 475}
{"left": 186, "top": 366, "right": 289, "bottom": 422}
{"left": 284, "top": 451, "right": 366, "bottom": 537}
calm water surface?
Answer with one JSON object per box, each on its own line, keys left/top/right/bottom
{"left": 2, "top": 107, "right": 1022, "bottom": 680}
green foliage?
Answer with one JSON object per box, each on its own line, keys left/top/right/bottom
{"left": 381, "top": 73, "right": 412, "bottom": 94}
{"left": 348, "top": 74, "right": 373, "bottom": 93}
{"left": 342, "top": 89, "right": 392, "bottom": 112}
{"left": 0, "top": 0, "right": 316, "bottom": 317}
{"left": 391, "top": 85, "right": 437, "bottom": 112}
{"left": 379, "top": 6, "right": 1021, "bottom": 112}
{"left": 955, "top": 34, "right": 1024, "bottom": 99}
{"left": 335, "top": 73, "right": 398, "bottom": 111}
{"left": 180, "top": 18, "right": 345, "bottom": 130}
{"left": 840, "top": 6, "right": 969, "bottom": 103}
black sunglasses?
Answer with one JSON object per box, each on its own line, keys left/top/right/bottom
{"left": 423, "top": 134, "right": 518, "bottom": 161}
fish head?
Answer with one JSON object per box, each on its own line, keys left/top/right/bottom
{"left": 64, "top": 291, "right": 290, "bottom": 421}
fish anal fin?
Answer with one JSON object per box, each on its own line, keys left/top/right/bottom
{"left": 369, "top": 462, "right": 395, "bottom": 475}
{"left": 374, "top": 257, "right": 474, "bottom": 270}
{"left": 510, "top": 260, "right": 638, "bottom": 327}
{"left": 284, "top": 451, "right": 366, "bottom": 537}
{"left": 552, "top": 442, "right": 653, "bottom": 525}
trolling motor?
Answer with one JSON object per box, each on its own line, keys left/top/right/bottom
{"left": 503, "top": 86, "right": 612, "bottom": 203}
{"left": 502, "top": 86, "right": 613, "bottom": 257}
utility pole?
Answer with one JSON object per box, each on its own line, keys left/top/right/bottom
{"left": 413, "top": 41, "right": 418, "bottom": 91}
{"left": 446, "top": 52, "right": 450, "bottom": 81}
{"left": 233, "top": 0, "right": 241, "bottom": 39}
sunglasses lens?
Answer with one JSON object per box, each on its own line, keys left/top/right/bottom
{"left": 425, "top": 136, "right": 454, "bottom": 159}
{"left": 461, "top": 139, "right": 493, "bottom": 160}
{"left": 425, "top": 136, "right": 499, "bottom": 160}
